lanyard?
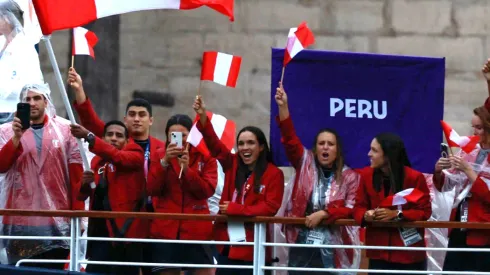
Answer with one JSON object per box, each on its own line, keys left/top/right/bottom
{"left": 313, "top": 175, "right": 333, "bottom": 212}
{"left": 143, "top": 141, "right": 151, "bottom": 204}
{"left": 143, "top": 141, "right": 150, "bottom": 180}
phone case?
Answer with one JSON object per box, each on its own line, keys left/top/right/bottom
{"left": 16, "top": 103, "right": 30, "bottom": 130}
{"left": 171, "top": 132, "right": 183, "bottom": 148}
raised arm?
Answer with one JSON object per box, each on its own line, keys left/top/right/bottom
{"left": 193, "top": 96, "right": 234, "bottom": 171}
{"left": 90, "top": 140, "right": 144, "bottom": 168}
{"left": 68, "top": 68, "right": 105, "bottom": 137}
{"left": 482, "top": 59, "right": 490, "bottom": 109}
{"left": 275, "top": 82, "right": 305, "bottom": 169}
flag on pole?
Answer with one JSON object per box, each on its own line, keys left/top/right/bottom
{"left": 379, "top": 188, "right": 424, "bottom": 208}
{"left": 201, "top": 51, "right": 242, "bottom": 88}
{"left": 32, "top": 0, "right": 235, "bottom": 34}
{"left": 283, "top": 21, "right": 315, "bottom": 66}
{"left": 72, "top": 27, "right": 98, "bottom": 59}
{"left": 187, "top": 111, "right": 236, "bottom": 157}
{"left": 441, "top": 120, "right": 479, "bottom": 154}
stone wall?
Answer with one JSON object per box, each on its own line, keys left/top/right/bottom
{"left": 39, "top": 0, "right": 489, "bottom": 153}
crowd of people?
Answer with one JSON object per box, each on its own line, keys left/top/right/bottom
{"left": 1, "top": 1, "right": 490, "bottom": 275}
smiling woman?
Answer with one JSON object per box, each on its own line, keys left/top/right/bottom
{"left": 193, "top": 95, "right": 284, "bottom": 275}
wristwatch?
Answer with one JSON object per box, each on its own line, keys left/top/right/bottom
{"left": 395, "top": 210, "right": 404, "bottom": 221}
{"left": 86, "top": 132, "right": 96, "bottom": 146}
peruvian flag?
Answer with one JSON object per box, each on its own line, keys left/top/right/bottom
{"left": 379, "top": 188, "right": 424, "bottom": 208}
{"left": 441, "top": 120, "right": 479, "bottom": 154}
{"left": 283, "top": 21, "right": 315, "bottom": 66}
{"left": 32, "top": 0, "right": 234, "bottom": 35}
{"left": 72, "top": 27, "right": 98, "bottom": 59}
{"left": 187, "top": 111, "right": 236, "bottom": 157}
{"left": 201, "top": 51, "right": 242, "bottom": 88}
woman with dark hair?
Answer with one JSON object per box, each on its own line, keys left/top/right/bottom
{"left": 353, "top": 133, "right": 431, "bottom": 274}
{"left": 433, "top": 105, "right": 490, "bottom": 273}
{"left": 274, "top": 83, "right": 360, "bottom": 274}
{"left": 193, "top": 96, "right": 284, "bottom": 275}
{"left": 147, "top": 114, "right": 218, "bottom": 275}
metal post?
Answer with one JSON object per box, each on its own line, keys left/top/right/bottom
{"left": 41, "top": 36, "right": 90, "bottom": 169}
{"left": 74, "top": 217, "right": 81, "bottom": 271}
{"left": 257, "top": 223, "right": 266, "bottom": 275}
{"left": 253, "top": 223, "right": 260, "bottom": 275}
{"left": 69, "top": 218, "right": 76, "bottom": 271}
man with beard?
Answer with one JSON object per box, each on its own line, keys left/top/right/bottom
{"left": 0, "top": 83, "right": 83, "bottom": 269}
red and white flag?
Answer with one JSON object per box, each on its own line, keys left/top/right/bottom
{"left": 283, "top": 21, "right": 315, "bottom": 66}
{"left": 380, "top": 188, "right": 424, "bottom": 208}
{"left": 201, "top": 51, "right": 242, "bottom": 88}
{"left": 33, "top": 0, "right": 234, "bottom": 35}
{"left": 441, "top": 120, "right": 479, "bottom": 154}
{"left": 72, "top": 27, "right": 98, "bottom": 59}
{"left": 187, "top": 111, "right": 236, "bottom": 157}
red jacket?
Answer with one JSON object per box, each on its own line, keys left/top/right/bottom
{"left": 197, "top": 117, "right": 285, "bottom": 262}
{"left": 147, "top": 145, "right": 217, "bottom": 240}
{"left": 433, "top": 169, "right": 490, "bottom": 246}
{"left": 79, "top": 138, "right": 148, "bottom": 239}
{"left": 353, "top": 166, "right": 431, "bottom": 264}
{"left": 73, "top": 98, "right": 167, "bottom": 206}
{"left": 0, "top": 115, "right": 84, "bottom": 228}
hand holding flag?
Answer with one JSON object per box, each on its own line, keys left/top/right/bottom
{"left": 441, "top": 121, "right": 479, "bottom": 154}
{"left": 189, "top": 96, "right": 236, "bottom": 157}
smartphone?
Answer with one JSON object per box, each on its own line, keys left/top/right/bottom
{"left": 170, "top": 132, "right": 183, "bottom": 148}
{"left": 16, "top": 103, "right": 30, "bottom": 130}
{"left": 440, "top": 143, "right": 449, "bottom": 158}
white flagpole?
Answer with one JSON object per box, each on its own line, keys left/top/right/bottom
{"left": 42, "top": 35, "right": 90, "bottom": 169}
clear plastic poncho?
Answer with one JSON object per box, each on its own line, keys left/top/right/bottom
{"left": 0, "top": 84, "right": 83, "bottom": 265}
{"left": 0, "top": 1, "right": 43, "bottom": 124}
{"left": 274, "top": 149, "right": 361, "bottom": 274}
{"left": 423, "top": 146, "right": 490, "bottom": 273}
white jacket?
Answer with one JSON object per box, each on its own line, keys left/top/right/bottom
{"left": 0, "top": 32, "right": 43, "bottom": 113}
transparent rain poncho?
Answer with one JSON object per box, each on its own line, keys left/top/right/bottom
{"left": 274, "top": 149, "right": 361, "bottom": 274}
{"left": 424, "top": 146, "right": 490, "bottom": 273}
{"left": 0, "top": 84, "right": 83, "bottom": 264}
{"left": 0, "top": 1, "right": 43, "bottom": 124}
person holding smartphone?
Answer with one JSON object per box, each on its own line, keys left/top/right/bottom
{"left": 0, "top": 84, "right": 84, "bottom": 268}
{"left": 433, "top": 105, "right": 490, "bottom": 272}
{"left": 274, "top": 83, "right": 361, "bottom": 273}
{"left": 353, "top": 133, "right": 431, "bottom": 274}
{"left": 193, "top": 96, "right": 284, "bottom": 275}
{"left": 146, "top": 114, "right": 218, "bottom": 275}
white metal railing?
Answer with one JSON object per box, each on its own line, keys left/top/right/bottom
{"left": 0, "top": 211, "right": 488, "bottom": 274}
